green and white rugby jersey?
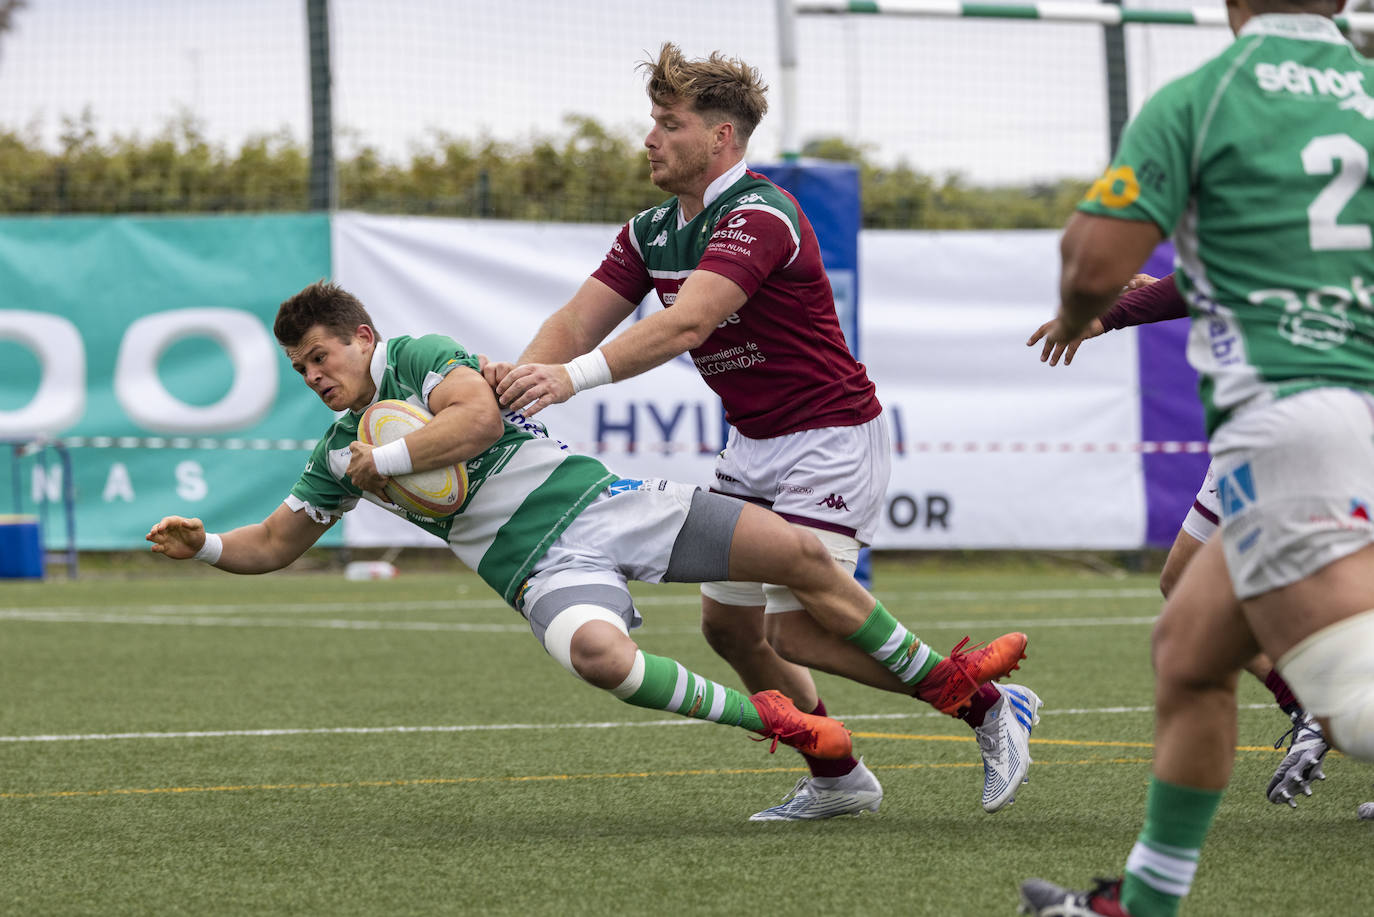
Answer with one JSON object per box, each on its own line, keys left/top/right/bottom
{"left": 1078, "top": 14, "right": 1374, "bottom": 434}
{"left": 287, "top": 334, "right": 616, "bottom": 606}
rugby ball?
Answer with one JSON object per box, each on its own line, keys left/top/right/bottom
{"left": 358, "top": 399, "right": 468, "bottom": 519}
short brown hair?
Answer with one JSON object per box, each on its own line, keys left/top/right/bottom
{"left": 274, "top": 280, "right": 378, "bottom": 347}
{"left": 639, "top": 42, "right": 769, "bottom": 147}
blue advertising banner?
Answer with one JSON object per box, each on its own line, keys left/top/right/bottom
{"left": 756, "top": 161, "right": 871, "bottom": 580}
{"left": 755, "top": 160, "right": 862, "bottom": 356}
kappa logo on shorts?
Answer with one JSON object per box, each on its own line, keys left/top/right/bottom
{"left": 1217, "top": 463, "right": 1257, "bottom": 519}
{"left": 817, "top": 493, "right": 851, "bottom": 511}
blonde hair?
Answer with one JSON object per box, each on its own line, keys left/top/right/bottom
{"left": 639, "top": 42, "right": 768, "bottom": 147}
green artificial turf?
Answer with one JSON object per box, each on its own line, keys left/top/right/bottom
{"left": 2, "top": 560, "right": 1369, "bottom": 915}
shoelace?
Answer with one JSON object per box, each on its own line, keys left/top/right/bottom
{"left": 750, "top": 713, "right": 818, "bottom": 755}
{"left": 927, "top": 635, "right": 981, "bottom": 709}
{"left": 976, "top": 725, "right": 1004, "bottom": 764}
{"left": 1272, "top": 716, "right": 1317, "bottom": 751}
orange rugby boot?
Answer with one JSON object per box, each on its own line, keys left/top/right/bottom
{"left": 749, "top": 690, "right": 853, "bottom": 759}
{"left": 914, "top": 633, "right": 1029, "bottom": 716}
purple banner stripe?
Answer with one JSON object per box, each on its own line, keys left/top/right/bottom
{"left": 1138, "top": 243, "right": 1210, "bottom": 547}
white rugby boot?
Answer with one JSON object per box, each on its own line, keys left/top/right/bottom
{"left": 975, "top": 683, "right": 1042, "bottom": 813}
{"left": 748, "top": 757, "right": 882, "bottom": 821}
{"left": 1267, "top": 711, "right": 1329, "bottom": 807}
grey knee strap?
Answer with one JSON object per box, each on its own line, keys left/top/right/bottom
{"left": 663, "top": 489, "right": 743, "bottom": 583}
{"left": 526, "top": 584, "right": 637, "bottom": 646}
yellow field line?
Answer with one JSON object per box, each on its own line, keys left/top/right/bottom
{"left": 852, "top": 731, "right": 1278, "bottom": 753}
{"left": 2, "top": 734, "right": 1293, "bottom": 801}
{"left": 2, "top": 760, "right": 1146, "bottom": 801}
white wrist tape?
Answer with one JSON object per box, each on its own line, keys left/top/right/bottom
{"left": 563, "top": 349, "right": 612, "bottom": 394}
{"left": 193, "top": 532, "right": 223, "bottom": 564}
{"left": 371, "top": 438, "right": 413, "bottom": 476}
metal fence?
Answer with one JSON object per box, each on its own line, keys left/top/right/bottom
{"left": 1, "top": 0, "right": 1372, "bottom": 215}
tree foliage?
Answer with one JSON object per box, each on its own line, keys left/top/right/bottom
{"left": 0, "top": 112, "right": 1089, "bottom": 229}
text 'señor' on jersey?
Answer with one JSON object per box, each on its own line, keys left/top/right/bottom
{"left": 593, "top": 169, "right": 880, "bottom": 438}
{"left": 287, "top": 334, "right": 615, "bottom": 606}
{"left": 1077, "top": 15, "right": 1374, "bottom": 434}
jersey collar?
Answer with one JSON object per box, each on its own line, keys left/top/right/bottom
{"left": 1240, "top": 14, "right": 1348, "bottom": 44}
{"left": 679, "top": 158, "right": 749, "bottom": 229}
{"left": 360, "top": 337, "right": 389, "bottom": 413}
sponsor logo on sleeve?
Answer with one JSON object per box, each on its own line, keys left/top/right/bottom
{"left": 1083, "top": 165, "right": 1140, "bottom": 209}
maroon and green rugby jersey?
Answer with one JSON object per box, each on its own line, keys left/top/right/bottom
{"left": 592, "top": 166, "right": 881, "bottom": 438}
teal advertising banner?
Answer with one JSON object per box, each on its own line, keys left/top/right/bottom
{"left": 0, "top": 214, "right": 337, "bottom": 549}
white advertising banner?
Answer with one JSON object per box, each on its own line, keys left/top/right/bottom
{"left": 862, "top": 231, "right": 1144, "bottom": 549}
{"left": 332, "top": 213, "right": 1145, "bottom": 550}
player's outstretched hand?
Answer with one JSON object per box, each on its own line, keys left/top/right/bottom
{"left": 146, "top": 515, "right": 207, "bottom": 560}
{"left": 1027, "top": 273, "right": 1156, "bottom": 366}
{"left": 1026, "top": 317, "right": 1105, "bottom": 366}
{"left": 495, "top": 363, "right": 573, "bottom": 418}
{"left": 478, "top": 354, "right": 515, "bottom": 391}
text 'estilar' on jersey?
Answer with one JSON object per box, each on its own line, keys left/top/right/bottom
{"left": 591, "top": 167, "right": 881, "bottom": 439}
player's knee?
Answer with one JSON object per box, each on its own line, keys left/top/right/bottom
{"left": 1279, "top": 610, "right": 1374, "bottom": 762}
{"left": 700, "top": 611, "right": 765, "bottom": 664}
{"left": 764, "top": 620, "right": 809, "bottom": 667}
{"left": 1149, "top": 607, "right": 1225, "bottom": 694}
{"left": 544, "top": 604, "right": 632, "bottom": 688}
{"left": 786, "top": 528, "right": 835, "bottom": 585}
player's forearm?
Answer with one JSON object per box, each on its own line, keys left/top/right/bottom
{"left": 598, "top": 310, "right": 707, "bottom": 382}
{"left": 1059, "top": 251, "right": 1138, "bottom": 337}
{"left": 210, "top": 524, "right": 305, "bottom": 574}
{"left": 516, "top": 312, "right": 587, "bottom": 365}
{"left": 1099, "top": 273, "right": 1184, "bottom": 331}
{"left": 593, "top": 269, "right": 742, "bottom": 382}
{"left": 1057, "top": 286, "right": 1120, "bottom": 337}
{"left": 400, "top": 404, "right": 503, "bottom": 471}
{"left": 1058, "top": 212, "right": 1164, "bottom": 336}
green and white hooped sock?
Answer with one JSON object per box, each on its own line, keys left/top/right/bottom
{"left": 845, "top": 600, "right": 943, "bottom": 685}
{"left": 1120, "top": 777, "right": 1222, "bottom": 917}
{"left": 611, "top": 650, "right": 764, "bottom": 731}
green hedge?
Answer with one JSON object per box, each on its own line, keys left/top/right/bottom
{"left": 0, "top": 111, "right": 1088, "bottom": 229}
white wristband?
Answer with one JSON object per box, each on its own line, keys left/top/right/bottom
{"left": 371, "top": 438, "right": 414, "bottom": 476}
{"left": 194, "top": 532, "right": 223, "bottom": 564}
{"left": 563, "top": 348, "right": 612, "bottom": 394}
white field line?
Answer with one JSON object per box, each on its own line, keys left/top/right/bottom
{"left": 0, "top": 586, "right": 1163, "bottom": 617}
{"left": 0, "top": 704, "right": 1273, "bottom": 745}
{"left": 0, "top": 607, "right": 1160, "bottom": 632}
{"left": 0, "top": 586, "right": 1161, "bottom": 632}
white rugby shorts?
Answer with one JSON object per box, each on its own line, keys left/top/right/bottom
{"left": 701, "top": 415, "right": 891, "bottom": 613}
{"left": 519, "top": 478, "right": 699, "bottom": 621}
{"left": 1211, "top": 387, "right": 1374, "bottom": 599}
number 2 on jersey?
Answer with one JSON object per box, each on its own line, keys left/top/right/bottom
{"left": 1302, "top": 133, "right": 1373, "bottom": 252}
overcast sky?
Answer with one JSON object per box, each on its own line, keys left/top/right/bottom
{"left": 0, "top": 0, "right": 1241, "bottom": 184}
